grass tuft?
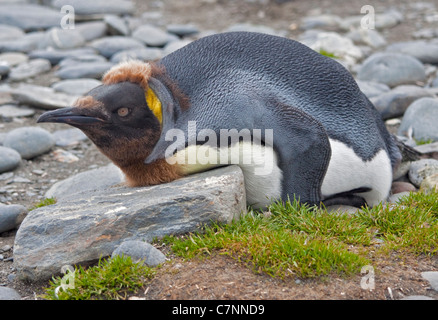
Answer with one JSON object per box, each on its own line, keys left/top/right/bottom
{"left": 42, "top": 255, "right": 156, "bottom": 300}
{"left": 29, "top": 197, "right": 57, "bottom": 211}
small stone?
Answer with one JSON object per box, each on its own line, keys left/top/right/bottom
{"left": 75, "top": 21, "right": 108, "bottom": 42}
{"left": 55, "top": 62, "right": 114, "bottom": 80}
{"left": 398, "top": 97, "right": 438, "bottom": 142}
{"left": 0, "top": 203, "right": 27, "bottom": 233}
{"left": 58, "top": 54, "right": 108, "bottom": 69}
{"left": 52, "top": 0, "right": 135, "bottom": 17}
{"left": 40, "top": 27, "right": 86, "bottom": 50}
{"left": 0, "top": 105, "right": 35, "bottom": 119}
{"left": 0, "top": 31, "right": 45, "bottom": 53}
{"left": 167, "top": 24, "right": 199, "bottom": 37}
{"left": 401, "top": 295, "right": 434, "bottom": 300}
{"left": 51, "top": 79, "right": 102, "bottom": 96}
{"left": 51, "top": 128, "right": 88, "bottom": 147}
{"left": 300, "top": 14, "right": 342, "bottom": 31}
{"left": 110, "top": 48, "right": 163, "bottom": 63}
{"left": 421, "top": 271, "right": 438, "bottom": 292}
{"left": 226, "top": 23, "right": 277, "bottom": 35}
{"left": 299, "top": 31, "right": 362, "bottom": 69}
{"left": 0, "top": 63, "right": 9, "bottom": 78}
{"left": 8, "top": 58, "right": 51, "bottom": 81}
{"left": 45, "top": 163, "right": 124, "bottom": 201}
{"left": 408, "top": 159, "right": 438, "bottom": 187}
{"left": 52, "top": 149, "right": 79, "bottom": 163}
{"left": 388, "top": 191, "right": 411, "bottom": 204}
{"left": 0, "top": 146, "right": 21, "bottom": 173}
{"left": 346, "top": 28, "right": 386, "bottom": 49}
{"left": 9, "top": 84, "right": 78, "bottom": 110}
{"left": 112, "top": 240, "right": 166, "bottom": 267}
{"left": 28, "top": 48, "right": 97, "bottom": 65}
{"left": 391, "top": 181, "right": 417, "bottom": 194}
{"left": 357, "top": 53, "right": 426, "bottom": 88}
{"left": 0, "top": 52, "right": 28, "bottom": 67}
{"left": 356, "top": 80, "right": 390, "bottom": 99}
{"left": 0, "top": 24, "right": 25, "bottom": 41}
{"left": 0, "top": 287, "right": 21, "bottom": 300}
{"left": 420, "top": 173, "right": 438, "bottom": 193}
{"left": 105, "top": 15, "right": 130, "bottom": 36}
{"left": 163, "top": 40, "right": 192, "bottom": 57}
{"left": 371, "top": 85, "right": 434, "bottom": 120}
{"left": 0, "top": 4, "right": 61, "bottom": 31}
{"left": 90, "top": 36, "right": 145, "bottom": 58}
{"left": 3, "top": 127, "right": 55, "bottom": 160}
{"left": 386, "top": 41, "right": 438, "bottom": 65}
{"left": 132, "top": 25, "right": 172, "bottom": 47}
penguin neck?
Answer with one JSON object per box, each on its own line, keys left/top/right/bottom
{"left": 118, "top": 158, "right": 184, "bottom": 187}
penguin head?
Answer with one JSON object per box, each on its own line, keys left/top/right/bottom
{"left": 37, "top": 60, "right": 162, "bottom": 167}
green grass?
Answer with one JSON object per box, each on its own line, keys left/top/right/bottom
{"left": 319, "top": 49, "right": 339, "bottom": 59}
{"left": 165, "top": 191, "right": 438, "bottom": 279}
{"left": 42, "top": 255, "right": 156, "bottom": 300}
{"left": 29, "top": 197, "right": 57, "bottom": 211}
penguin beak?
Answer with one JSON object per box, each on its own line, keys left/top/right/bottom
{"left": 37, "top": 107, "right": 105, "bottom": 126}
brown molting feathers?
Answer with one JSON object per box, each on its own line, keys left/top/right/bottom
{"left": 103, "top": 60, "right": 152, "bottom": 90}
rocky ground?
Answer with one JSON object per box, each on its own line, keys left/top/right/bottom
{"left": 1, "top": 0, "right": 438, "bottom": 300}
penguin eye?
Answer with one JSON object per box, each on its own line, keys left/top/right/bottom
{"left": 117, "top": 107, "right": 130, "bottom": 117}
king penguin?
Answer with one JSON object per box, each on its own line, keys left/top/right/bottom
{"left": 38, "top": 32, "right": 401, "bottom": 209}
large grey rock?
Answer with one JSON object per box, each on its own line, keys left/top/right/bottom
{"left": 45, "top": 163, "right": 124, "bottom": 201}
{"left": 357, "top": 53, "right": 426, "bottom": 88}
{"left": 371, "top": 85, "right": 435, "bottom": 120}
{"left": 112, "top": 240, "right": 166, "bottom": 267}
{"left": 3, "top": 127, "right": 55, "bottom": 160}
{"left": 398, "top": 97, "right": 438, "bottom": 141}
{"left": 14, "top": 165, "right": 246, "bottom": 281}
{"left": 9, "top": 84, "right": 78, "bottom": 110}
{"left": 0, "top": 4, "right": 61, "bottom": 31}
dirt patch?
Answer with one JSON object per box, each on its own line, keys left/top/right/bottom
{"left": 1, "top": 0, "right": 438, "bottom": 300}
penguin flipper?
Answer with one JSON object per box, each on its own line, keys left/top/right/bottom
{"left": 269, "top": 103, "right": 332, "bottom": 206}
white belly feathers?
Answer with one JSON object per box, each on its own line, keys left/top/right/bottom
{"left": 168, "top": 138, "right": 392, "bottom": 208}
